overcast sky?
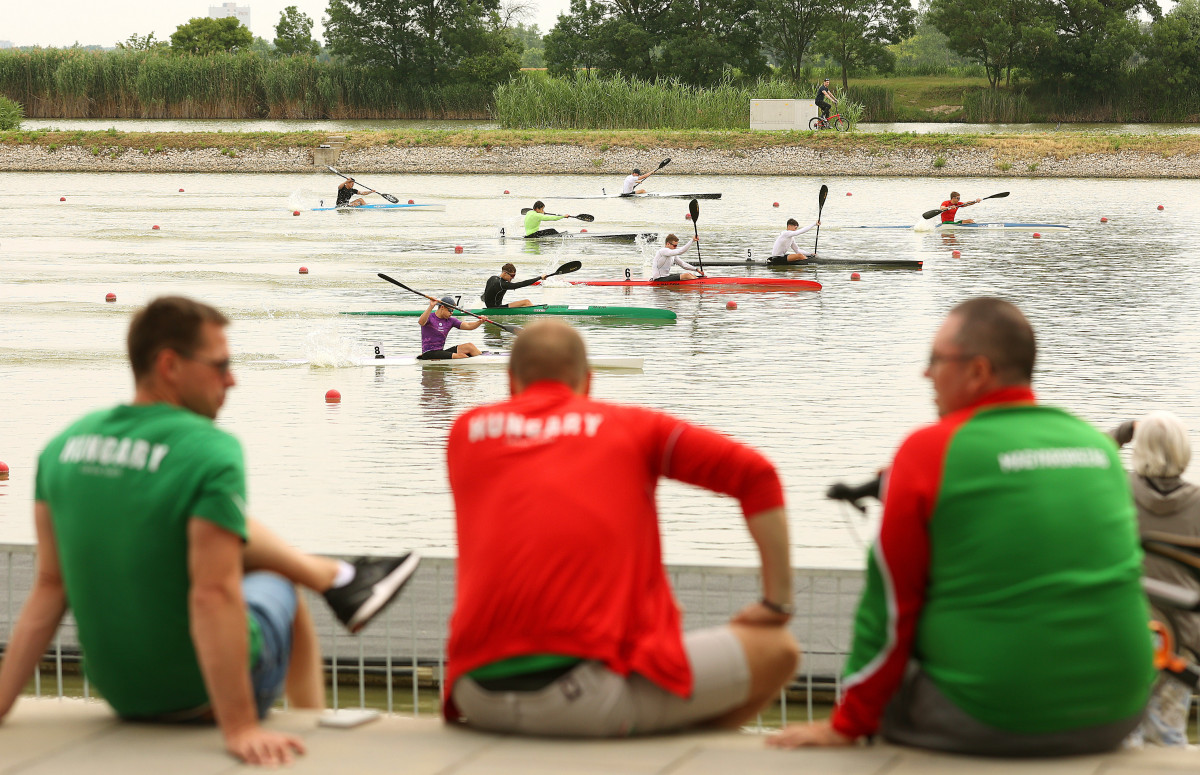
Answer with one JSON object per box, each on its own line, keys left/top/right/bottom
{"left": 2, "top": 0, "right": 572, "bottom": 48}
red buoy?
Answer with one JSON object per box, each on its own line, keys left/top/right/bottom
{"left": 325, "top": 389, "right": 341, "bottom": 404}
{"left": 772, "top": 202, "right": 779, "bottom": 208}
{"left": 580, "top": 228, "right": 588, "bottom": 232}
{"left": 1032, "top": 233, "right": 1041, "bottom": 239}
{"left": 105, "top": 292, "right": 116, "bottom": 302}
{"left": 152, "top": 225, "right": 160, "bottom": 230}
{"left": 408, "top": 199, "right": 415, "bottom": 204}
{"left": 299, "top": 266, "right": 308, "bottom": 274}
{"left": 846, "top": 192, "right": 852, "bottom": 196}
{"left": 59, "top": 196, "right": 66, "bottom": 202}
{"left": 503, "top": 190, "right": 510, "bottom": 194}
{"left": 851, "top": 272, "right": 861, "bottom": 281}
{"left": 726, "top": 300, "right": 737, "bottom": 310}
{"left": 1100, "top": 217, "right": 1108, "bottom": 223}
{"left": 454, "top": 245, "right": 464, "bottom": 254}
{"left": 952, "top": 250, "right": 961, "bottom": 258}
{"left": 0, "top": 461, "right": 9, "bottom": 481}
{"left": 1158, "top": 205, "right": 1165, "bottom": 211}
{"left": 292, "top": 210, "right": 300, "bottom": 216}
{"left": 684, "top": 213, "right": 691, "bottom": 220}
{"left": 178, "top": 188, "right": 185, "bottom": 193}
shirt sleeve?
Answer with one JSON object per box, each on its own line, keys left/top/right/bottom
{"left": 190, "top": 431, "right": 249, "bottom": 542}
{"left": 830, "top": 424, "right": 948, "bottom": 738}
{"left": 652, "top": 412, "right": 784, "bottom": 518}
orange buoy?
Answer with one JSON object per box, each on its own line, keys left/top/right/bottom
{"left": 0, "top": 461, "right": 9, "bottom": 481}
{"left": 152, "top": 225, "right": 160, "bottom": 230}
{"left": 846, "top": 192, "right": 852, "bottom": 196}
{"left": 325, "top": 389, "right": 341, "bottom": 404}
{"left": 454, "top": 246, "right": 464, "bottom": 254}
{"left": 952, "top": 250, "right": 961, "bottom": 258}
{"left": 1158, "top": 205, "right": 1165, "bottom": 211}
{"left": 292, "top": 210, "right": 300, "bottom": 216}
{"left": 1100, "top": 217, "right": 1108, "bottom": 223}
{"left": 772, "top": 202, "right": 779, "bottom": 207}
{"left": 726, "top": 300, "right": 737, "bottom": 310}
{"left": 580, "top": 228, "right": 588, "bottom": 233}
{"left": 684, "top": 213, "right": 691, "bottom": 220}
{"left": 1032, "top": 233, "right": 1041, "bottom": 239}
{"left": 59, "top": 196, "right": 66, "bottom": 202}
{"left": 851, "top": 272, "right": 861, "bottom": 281}
{"left": 503, "top": 190, "right": 510, "bottom": 194}
{"left": 105, "top": 292, "right": 116, "bottom": 302}
{"left": 299, "top": 267, "right": 309, "bottom": 274}
{"left": 178, "top": 188, "right": 185, "bottom": 192}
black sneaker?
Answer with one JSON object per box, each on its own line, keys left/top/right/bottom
{"left": 323, "top": 553, "right": 421, "bottom": 634}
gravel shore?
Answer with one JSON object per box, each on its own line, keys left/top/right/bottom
{"left": 3, "top": 142, "right": 1200, "bottom": 177}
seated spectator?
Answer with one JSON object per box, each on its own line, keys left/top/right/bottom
{"left": 444, "top": 320, "right": 799, "bottom": 737}
{"left": 770, "top": 297, "right": 1153, "bottom": 756}
{"left": 0, "top": 296, "right": 421, "bottom": 766}
{"left": 1113, "top": 412, "right": 1200, "bottom": 747}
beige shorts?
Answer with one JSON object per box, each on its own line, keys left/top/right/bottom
{"left": 451, "top": 626, "right": 750, "bottom": 737}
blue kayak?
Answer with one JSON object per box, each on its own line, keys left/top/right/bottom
{"left": 311, "top": 203, "right": 446, "bottom": 212}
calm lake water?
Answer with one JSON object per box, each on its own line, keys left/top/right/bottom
{"left": 2, "top": 171, "right": 1198, "bottom": 568}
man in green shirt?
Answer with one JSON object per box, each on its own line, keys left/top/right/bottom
{"left": 0, "top": 297, "right": 421, "bottom": 767}
{"left": 524, "top": 201, "right": 571, "bottom": 238}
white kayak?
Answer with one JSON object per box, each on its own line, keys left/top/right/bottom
{"left": 549, "top": 192, "right": 722, "bottom": 200}
{"left": 310, "top": 203, "right": 447, "bottom": 212}
{"left": 268, "top": 353, "right": 644, "bottom": 370}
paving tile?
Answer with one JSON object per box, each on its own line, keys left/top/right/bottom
{"left": 446, "top": 731, "right": 706, "bottom": 775}
{"left": 0, "top": 697, "right": 119, "bottom": 773}
{"left": 288, "top": 717, "right": 501, "bottom": 775}
{"left": 666, "top": 745, "right": 901, "bottom": 775}
{"left": 885, "top": 749, "right": 1111, "bottom": 775}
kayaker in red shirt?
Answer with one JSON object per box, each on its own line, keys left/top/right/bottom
{"left": 938, "top": 191, "right": 981, "bottom": 223}
{"left": 444, "top": 320, "right": 799, "bottom": 737}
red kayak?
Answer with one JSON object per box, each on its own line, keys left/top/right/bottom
{"left": 566, "top": 276, "right": 821, "bottom": 290}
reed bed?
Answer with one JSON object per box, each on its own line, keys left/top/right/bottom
{"left": 0, "top": 49, "right": 494, "bottom": 119}
{"left": 962, "top": 89, "right": 1033, "bottom": 123}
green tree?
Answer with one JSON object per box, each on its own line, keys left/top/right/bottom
{"left": 659, "top": 0, "right": 767, "bottom": 85}
{"left": 814, "top": 0, "right": 915, "bottom": 88}
{"left": 275, "top": 6, "right": 321, "bottom": 56}
{"left": 508, "top": 22, "right": 545, "bottom": 68}
{"left": 927, "top": 0, "right": 1032, "bottom": 86}
{"left": 116, "top": 32, "right": 167, "bottom": 50}
{"left": 1021, "top": 0, "right": 1158, "bottom": 92}
{"left": 1139, "top": 0, "right": 1200, "bottom": 97}
{"left": 324, "top": 0, "right": 521, "bottom": 87}
{"left": 544, "top": 0, "right": 608, "bottom": 76}
{"left": 758, "top": 0, "right": 826, "bottom": 85}
{"left": 169, "top": 17, "right": 254, "bottom": 55}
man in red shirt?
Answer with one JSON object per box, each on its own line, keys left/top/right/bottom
{"left": 444, "top": 320, "right": 799, "bottom": 736}
{"left": 938, "top": 191, "right": 980, "bottom": 223}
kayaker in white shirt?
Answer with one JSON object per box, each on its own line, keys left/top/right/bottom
{"left": 621, "top": 168, "right": 653, "bottom": 196}
{"left": 651, "top": 234, "right": 702, "bottom": 281}
{"left": 769, "top": 218, "right": 820, "bottom": 264}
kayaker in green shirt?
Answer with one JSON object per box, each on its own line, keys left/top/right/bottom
{"left": 0, "top": 296, "right": 422, "bottom": 767}
{"left": 524, "top": 201, "right": 571, "bottom": 238}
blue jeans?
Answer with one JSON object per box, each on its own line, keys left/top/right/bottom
{"left": 244, "top": 572, "right": 297, "bottom": 719}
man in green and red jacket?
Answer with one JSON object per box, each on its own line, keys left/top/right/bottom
{"left": 771, "top": 297, "right": 1154, "bottom": 756}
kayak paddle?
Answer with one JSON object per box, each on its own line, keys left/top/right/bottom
{"left": 922, "top": 191, "right": 1009, "bottom": 220}
{"left": 813, "top": 184, "right": 829, "bottom": 255}
{"left": 689, "top": 198, "right": 704, "bottom": 275}
{"left": 641, "top": 157, "right": 672, "bottom": 181}
{"left": 519, "top": 209, "right": 595, "bottom": 222}
{"left": 328, "top": 166, "right": 400, "bottom": 204}
{"left": 377, "top": 273, "right": 522, "bottom": 335}
{"left": 548, "top": 260, "right": 582, "bottom": 277}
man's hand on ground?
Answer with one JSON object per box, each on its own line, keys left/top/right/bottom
{"left": 766, "top": 719, "right": 855, "bottom": 748}
{"left": 225, "top": 726, "right": 307, "bottom": 766}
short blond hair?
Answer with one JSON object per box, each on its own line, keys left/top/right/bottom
{"left": 1133, "top": 411, "right": 1192, "bottom": 478}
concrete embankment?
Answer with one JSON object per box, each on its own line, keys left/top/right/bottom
{"left": 3, "top": 135, "right": 1200, "bottom": 177}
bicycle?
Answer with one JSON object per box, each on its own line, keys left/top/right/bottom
{"left": 809, "top": 112, "right": 849, "bottom": 132}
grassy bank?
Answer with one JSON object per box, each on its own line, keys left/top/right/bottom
{"left": 3, "top": 128, "right": 1199, "bottom": 158}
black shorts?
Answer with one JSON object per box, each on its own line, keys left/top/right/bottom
{"left": 525, "top": 229, "right": 561, "bottom": 239}
{"left": 651, "top": 274, "right": 682, "bottom": 282}
{"left": 417, "top": 346, "right": 463, "bottom": 360}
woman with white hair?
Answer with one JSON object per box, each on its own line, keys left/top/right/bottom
{"left": 1112, "top": 411, "right": 1200, "bottom": 747}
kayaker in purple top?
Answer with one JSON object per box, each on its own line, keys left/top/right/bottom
{"left": 418, "top": 296, "right": 484, "bottom": 360}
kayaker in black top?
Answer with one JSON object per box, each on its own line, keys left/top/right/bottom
{"left": 336, "top": 178, "right": 374, "bottom": 208}
{"left": 482, "top": 263, "right": 546, "bottom": 308}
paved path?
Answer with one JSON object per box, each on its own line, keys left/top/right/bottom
{"left": 1, "top": 698, "right": 1192, "bottom": 774}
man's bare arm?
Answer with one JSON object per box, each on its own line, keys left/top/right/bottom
{"left": 0, "top": 502, "right": 68, "bottom": 721}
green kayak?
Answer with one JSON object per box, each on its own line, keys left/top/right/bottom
{"left": 342, "top": 305, "right": 676, "bottom": 320}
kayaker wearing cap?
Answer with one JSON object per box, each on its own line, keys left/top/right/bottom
{"left": 524, "top": 201, "right": 571, "bottom": 239}
{"left": 621, "top": 168, "right": 652, "bottom": 196}
{"left": 651, "top": 233, "right": 702, "bottom": 282}
{"left": 769, "top": 218, "right": 820, "bottom": 264}
{"left": 336, "top": 178, "right": 373, "bottom": 208}
{"left": 483, "top": 263, "right": 546, "bottom": 309}
{"left": 938, "top": 191, "right": 981, "bottom": 224}
{"left": 815, "top": 78, "right": 837, "bottom": 122}
{"left": 418, "top": 296, "right": 483, "bottom": 360}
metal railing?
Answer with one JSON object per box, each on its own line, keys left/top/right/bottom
{"left": 0, "top": 544, "right": 863, "bottom": 726}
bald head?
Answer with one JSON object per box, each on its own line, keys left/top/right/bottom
{"left": 948, "top": 297, "right": 1036, "bottom": 384}
{"left": 509, "top": 320, "right": 590, "bottom": 394}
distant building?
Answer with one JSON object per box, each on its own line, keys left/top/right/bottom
{"left": 0, "top": 40, "right": 13, "bottom": 49}
{"left": 208, "top": 2, "right": 250, "bottom": 28}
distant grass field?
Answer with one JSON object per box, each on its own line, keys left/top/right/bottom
{"left": 847, "top": 76, "right": 995, "bottom": 121}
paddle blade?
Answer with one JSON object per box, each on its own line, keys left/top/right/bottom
{"left": 658, "top": 157, "right": 672, "bottom": 169}
{"left": 382, "top": 193, "right": 399, "bottom": 204}
{"left": 520, "top": 208, "right": 532, "bottom": 214}
{"left": 818, "top": 184, "right": 829, "bottom": 210}
{"left": 986, "top": 191, "right": 1010, "bottom": 200}
{"left": 688, "top": 198, "right": 700, "bottom": 224}
{"left": 553, "top": 260, "right": 582, "bottom": 276}
{"left": 921, "top": 208, "right": 943, "bottom": 220}
{"left": 575, "top": 213, "right": 595, "bottom": 222}
{"left": 327, "top": 166, "right": 341, "bottom": 175}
